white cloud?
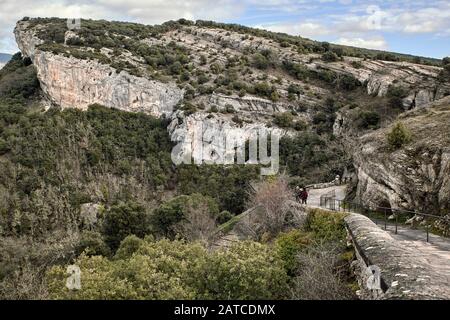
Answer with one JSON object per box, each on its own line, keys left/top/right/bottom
{"left": 258, "top": 22, "right": 330, "bottom": 38}
{"left": 336, "top": 36, "right": 388, "bottom": 50}
{"left": 0, "top": 0, "right": 449, "bottom": 55}
{"left": 0, "top": 0, "right": 245, "bottom": 53}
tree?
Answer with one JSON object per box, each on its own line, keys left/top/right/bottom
{"left": 246, "top": 176, "right": 296, "bottom": 238}
{"left": 387, "top": 85, "right": 408, "bottom": 108}
{"left": 355, "top": 110, "right": 380, "bottom": 129}
{"left": 274, "top": 112, "right": 294, "bottom": 128}
{"left": 151, "top": 193, "right": 219, "bottom": 239}
{"left": 387, "top": 122, "right": 411, "bottom": 150}
{"left": 322, "top": 51, "right": 339, "bottom": 62}
{"left": 102, "top": 201, "right": 150, "bottom": 251}
{"left": 251, "top": 52, "right": 269, "bottom": 69}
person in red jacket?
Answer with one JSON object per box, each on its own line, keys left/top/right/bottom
{"left": 300, "top": 187, "right": 308, "bottom": 205}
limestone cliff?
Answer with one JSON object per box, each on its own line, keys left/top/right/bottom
{"left": 11, "top": 18, "right": 450, "bottom": 208}
{"left": 353, "top": 97, "right": 450, "bottom": 213}
{"left": 14, "top": 20, "right": 183, "bottom": 116}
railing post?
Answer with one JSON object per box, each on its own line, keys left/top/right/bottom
{"left": 395, "top": 213, "right": 398, "bottom": 234}
{"left": 426, "top": 225, "right": 429, "bottom": 243}
{"left": 384, "top": 208, "right": 387, "bottom": 231}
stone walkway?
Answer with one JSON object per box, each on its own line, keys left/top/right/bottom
{"left": 309, "top": 185, "right": 450, "bottom": 282}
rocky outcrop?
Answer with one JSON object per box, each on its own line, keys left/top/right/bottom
{"left": 14, "top": 20, "right": 183, "bottom": 116}
{"left": 312, "top": 58, "right": 450, "bottom": 108}
{"left": 345, "top": 213, "right": 450, "bottom": 299}
{"left": 353, "top": 97, "right": 450, "bottom": 213}
{"left": 168, "top": 110, "right": 284, "bottom": 165}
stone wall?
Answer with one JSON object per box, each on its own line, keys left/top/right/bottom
{"left": 345, "top": 213, "right": 450, "bottom": 300}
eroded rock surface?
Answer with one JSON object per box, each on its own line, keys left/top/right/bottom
{"left": 353, "top": 97, "right": 450, "bottom": 213}
{"left": 345, "top": 213, "right": 450, "bottom": 300}
{"left": 14, "top": 20, "right": 183, "bottom": 116}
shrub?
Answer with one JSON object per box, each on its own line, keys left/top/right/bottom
{"left": 274, "top": 112, "right": 294, "bottom": 128}
{"left": 387, "top": 122, "right": 411, "bottom": 149}
{"left": 151, "top": 193, "right": 219, "bottom": 239}
{"left": 322, "top": 51, "right": 339, "bottom": 62}
{"left": 195, "top": 241, "right": 288, "bottom": 299}
{"left": 355, "top": 110, "right": 380, "bottom": 129}
{"left": 224, "top": 104, "right": 235, "bottom": 113}
{"left": 47, "top": 239, "right": 288, "bottom": 300}
{"left": 251, "top": 52, "right": 269, "bottom": 69}
{"left": 114, "top": 234, "right": 145, "bottom": 260}
{"left": 246, "top": 176, "right": 295, "bottom": 238}
{"left": 75, "top": 231, "right": 111, "bottom": 257}
{"left": 351, "top": 61, "right": 363, "bottom": 69}
{"left": 337, "top": 74, "right": 361, "bottom": 91}
{"left": 0, "top": 53, "right": 40, "bottom": 101}
{"left": 304, "top": 209, "right": 347, "bottom": 243}
{"left": 287, "top": 84, "right": 302, "bottom": 96}
{"left": 217, "top": 210, "right": 233, "bottom": 224}
{"left": 293, "top": 120, "right": 307, "bottom": 131}
{"left": 387, "top": 85, "right": 408, "bottom": 108}
{"left": 102, "top": 201, "right": 151, "bottom": 251}
{"left": 275, "top": 230, "right": 311, "bottom": 276}
{"left": 289, "top": 242, "right": 355, "bottom": 300}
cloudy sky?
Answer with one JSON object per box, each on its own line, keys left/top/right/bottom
{"left": 1, "top": 0, "right": 449, "bottom": 58}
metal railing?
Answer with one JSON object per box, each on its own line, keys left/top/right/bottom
{"left": 319, "top": 197, "right": 448, "bottom": 243}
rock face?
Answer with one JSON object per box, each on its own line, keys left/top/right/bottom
{"left": 306, "top": 57, "right": 450, "bottom": 109}
{"left": 14, "top": 21, "right": 183, "bottom": 116}
{"left": 168, "top": 110, "right": 284, "bottom": 166}
{"left": 353, "top": 97, "right": 450, "bottom": 213}
{"left": 32, "top": 52, "right": 182, "bottom": 116}
{"left": 11, "top": 18, "right": 450, "bottom": 203}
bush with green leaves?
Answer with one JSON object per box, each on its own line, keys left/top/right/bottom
{"left": 251, "top": 52, "right": 269, "bottom": 70}
{"left": 280, "top": 131, "right": 345, "bottom": 183}
{"left": 337, "top": 74, "right": 361, "bottom": 91}
{"left": 0, "top": 52, "right": 39, "bottom": 102}
{"left": 387, "top": 85, "right": 408, "bottom": 108}
{"left": 275, "top": 230, "right": 311, "bottom": 276}
{"left": 355, "top": 110, "right": 380, "bottom": 129}
{"left": 387, "top": 122, "right": 411, "bottom": 150}
{"left": 102, "top": 202, "right": 151, "bottom": 251}
{"left": 151, "top": 193, "right": 219, "bottom": 238}
{"left": 322, "top": 51, "right": 339, "bottom": 62}
{"left": 46, "top": 238, "right": 288, "bottom": 300}
{"left": 75, "top": 231, "right": 111, "bottom": 257}
{"left": 273, "top": 112, "right": 294, "bottom": 128}
{"left": 304, "top": 209, "right": 347, "bottom": 243}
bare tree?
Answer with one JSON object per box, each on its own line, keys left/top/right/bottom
{"left": 242, "top": 176, "right": 297, "bottom": 239}
{"left": 288, "top": 243, "right": 355, "bottom": 300}
{"left": 174, "top": 201, "right": 218, "bottom": 244}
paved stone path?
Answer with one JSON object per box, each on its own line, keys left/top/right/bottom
{"left": 309, "top": 185, "right": 450, "bottom": 280}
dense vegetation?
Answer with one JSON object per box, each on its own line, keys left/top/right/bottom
{"left": 45, "top": 209, "right": 354, "bottom": 300}
{"left": 280, "top": 131, "right": 347, "bottom": 185}
{"left": 4, "top": 16, "right": 431, "bottom": 299}
{"left": 0, "top": 55, "right": 267, "bottom": 298}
